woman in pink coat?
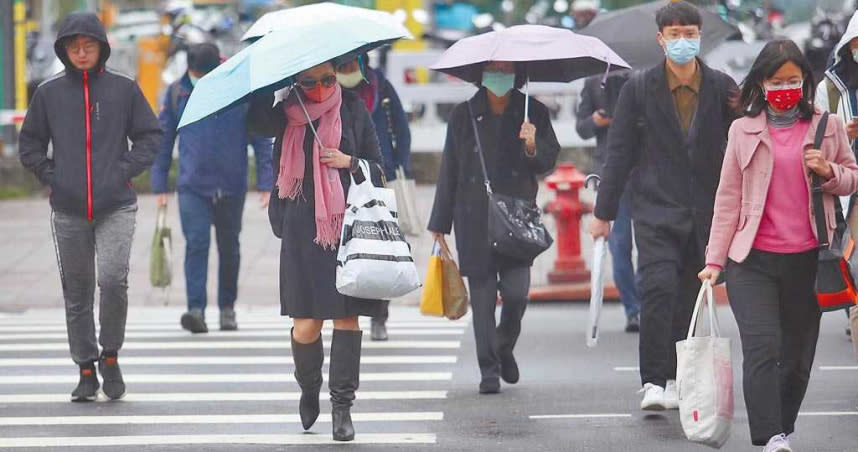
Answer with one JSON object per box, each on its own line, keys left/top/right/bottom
{"left": 699, "top": 40, "right": 858, "bottom": 452}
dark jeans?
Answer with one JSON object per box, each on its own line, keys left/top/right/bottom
{"left": 609, "top": 191, "right": 641, "bottom": 318}
{"left": 726, "top": 249, "right": 820, "bottom": 446}
{"left": 178, "top": 190, "right": 245, "bottom": 312}
{"left": 467, "top": 266, "right": 531, "bottom": 380}
{"left": 635, "top": 228, "right": 702, "bottom": 388}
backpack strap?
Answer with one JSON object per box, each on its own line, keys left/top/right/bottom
{"left": 812, "top": 112, "right": 831, "bottom": 248}
{"left": 827, "top": 79, "right": 841, "bottom": 115}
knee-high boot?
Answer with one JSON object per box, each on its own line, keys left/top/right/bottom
{"left": 291, "top": 328, "right": 323, "bottom": 430}
{"left": 329, "top": 329, "right": 362, "bottom": 441}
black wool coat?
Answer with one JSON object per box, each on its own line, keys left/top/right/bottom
{"left": 428, "top": 88, "right": 560, "bottom": 279}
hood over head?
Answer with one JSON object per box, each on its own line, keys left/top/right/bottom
{"left": 54, "top": 12, "right": 111, "bottom": 71}
{"left": 834, "top": 13, "right": 858, "bottom": 64}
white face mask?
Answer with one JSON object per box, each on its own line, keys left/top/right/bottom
{"left": 337, "top": 71, "right": 363, "bottom": 89}
{"left": 189, "top": 74, "right": 200, "bottom": 86}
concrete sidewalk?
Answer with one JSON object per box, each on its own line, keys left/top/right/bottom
{"left": 0, "top": 185, "right": 611, "bottom": 312}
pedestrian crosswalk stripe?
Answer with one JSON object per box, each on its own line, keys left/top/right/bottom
{"left": 0, "top": 372, "right": 453, "bottom": 385}
{"left": 0, "top": 412, "right": 444, "bottom": 426}
{"left": 798, "top": 411, "right": 858, "bottom": 416}
{"left": 819, "top": 366, "right": 858, "bottom": 371}
{"left": 0, "top": 340, "right": 462, "bottom": 351}
{"left": 613, "top": 366, "right": 639, "bottom": 372}
{"left": 529, "top": 414, "right": 632, "bottom": 420}
{"left": 0, "top": 390, "right": 448, "bottom": 404}
{"left": 0, "top": 355, "right": 458, "bottom": 367}
{"left": 0, "top": 320, "right": 469, "bottom": 329}
{"left": 0, "top": 323, "right": 468, "bottom": 332}
{"left": 0, "top": 328, "right": 465, "bottom": 340}
{"left": 0, "top": 433, "right": 437, "bottom": 448}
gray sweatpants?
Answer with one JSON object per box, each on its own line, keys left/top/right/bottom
{"left": 51, "top": 205, "right": 137, "bottom": 365}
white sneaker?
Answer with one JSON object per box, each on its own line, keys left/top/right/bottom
{"left": 639, "top": 383, "right": 667, "bottom": 411}
{"left": 664, "top": 380, "right": 679, "bottom": 410}
{"left": 763, "top": 433, "right": 793, "bottom": 452}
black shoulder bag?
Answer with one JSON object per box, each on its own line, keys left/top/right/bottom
{"left": 811, "top": 112, "right": 858, "bottom": 311}
{"left": 466, "top": 101, "right": 553, "bottom": 262}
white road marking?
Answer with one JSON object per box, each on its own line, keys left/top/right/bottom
{"left": 0, "top": 320, "right": 469, "bottom": 329}
{"left": 818, "top": 366, "right": 858, "bottom": 371}
{"left": 0, "top": 390, "right": 448, "bottom": 404}
{"left": 0, "top": 433, "right": 437, "bottom": 448}
{"left": 0, "top": 412, "right": 444, "bottom": 426}
{"left": 0, "top": 355, "right": 457, "bottom": 366}
{"left": 0, "top": 328, "right": 465, "bottom": 340}
{"left": 0, "top": 340, "right": 462, "bottom": 351}
{"left": 613, "top": 367, "right": 639, "bottom": 372}
{"left": 798, "top": 411, "right": 858, "bottom": 416}
{"left": 0, "top": 372, "right": 452, "bottom": 385}
{"left": 529, "top": 414, "right": 632, "bottom": 420}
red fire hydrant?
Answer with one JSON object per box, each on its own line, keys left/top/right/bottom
{"left": 544, "top": 163, "right": 592, "bottom": 284}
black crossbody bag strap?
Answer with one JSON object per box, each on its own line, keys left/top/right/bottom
{"left": 466, "top": 100, "right": 494, "bottom": 195}
{"left": 812, "top": 112, "right": 831, "bottom": 248}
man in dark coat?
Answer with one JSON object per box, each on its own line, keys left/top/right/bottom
{"left": 153, "top": 43, "right": 274, "bottom": 334}
{"left": 576, "top": 71, "right": 641, "bottom": 333}
{"left": 589, "top": 1, "right": 738, "bottom": 411}
{"left": 18, "top": 12, "right": 161, "bottom": 402}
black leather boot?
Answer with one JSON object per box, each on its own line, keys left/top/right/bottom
{"left": 329, "top": 329, "right": 362, "bottom": 441}
{"left": 291, "top": 328, "right": 323, "bottom": 430}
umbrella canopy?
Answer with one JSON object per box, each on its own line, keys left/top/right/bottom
{"left": 241, "top": 2, "right": 411, "bottom": 42}
{"left": 429, "top": 24, "right": 630, "bottom": 84}
{"left": 578, "top": 1, "right": 741, "bottom": 69}
{"left": 178, "top": 5, "right": 409, "bottom": 129}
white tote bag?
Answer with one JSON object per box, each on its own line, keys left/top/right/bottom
{"left": 676, "top": 281, "right": 734, "bottom": 449}
{"left": 336, "top": 160, "right": 421, "bottom": 299}
{"left": 388, "top": 166, "right": 423, "bottom": 236}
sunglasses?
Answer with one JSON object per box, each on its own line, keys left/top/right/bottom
{"left": 297, "top": 75, "right": 337, "bottom": 90}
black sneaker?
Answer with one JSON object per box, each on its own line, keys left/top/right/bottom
{"left": 625, "top": 314, "right": 641, "bottom": 333}
{"left": 71, "top": 364, "right": 99, "bottom": 402}
{"left": 479, "top": 377, "right": 501, "bottom": 394}
{"left": 99, "top": 351, "right": 126, "bottom": 400}
{"left": 220, "top": 308, "right": 237, "bottom": 331}
{"left": 181, "top": 309, "right": 208, "bottom": 334}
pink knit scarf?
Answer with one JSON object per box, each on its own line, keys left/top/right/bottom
{"left": 277, "top": 85, "right": 344, "bottom": 250}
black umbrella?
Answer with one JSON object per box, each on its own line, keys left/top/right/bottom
{"left": 578, "top": 1, "right": 741, "bottom": 69}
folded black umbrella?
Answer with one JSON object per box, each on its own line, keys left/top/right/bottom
{"left": 578, "top": 1, "right": 741, "bottom": 69}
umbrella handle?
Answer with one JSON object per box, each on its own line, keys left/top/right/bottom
{"left": 294, "top": 86, "right": 326, "bottom": 150}
{"left": 524, "top": 76, "right": 530, "bottom": 123}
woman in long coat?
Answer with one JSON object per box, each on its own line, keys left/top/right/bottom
{"left": 250, "top": 61, "right": 383, "bottom": 442}
{"left": 428, "top": 61, "right": 560, "bottom": 394}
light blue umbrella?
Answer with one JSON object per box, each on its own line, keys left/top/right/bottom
{"left": 178, "top": 7, "right": 410, "bottom": 129}
{"left": 241, "top": 2, "right": 409, "bottom": 42}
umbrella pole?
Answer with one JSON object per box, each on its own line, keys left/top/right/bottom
{"left": 524, "top": 76, "right": 530, "bottom": 123}
{"left": 294, "top": 87, "right": 326, "bottom": 149}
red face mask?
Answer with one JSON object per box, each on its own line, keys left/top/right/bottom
{"left": 765, "top": 86, "right": 803, "bottom": 111}
{"left": 302, "top": 85, "right": 336, "bottom": 103}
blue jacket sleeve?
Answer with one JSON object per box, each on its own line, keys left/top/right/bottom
{"left": 151, "top": 85, "right": 177, "bottom": 194}
{"left": 251, "top": 134, "right": 275, "bottom": 192}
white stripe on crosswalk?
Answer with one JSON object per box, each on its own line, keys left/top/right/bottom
{"left": 0, "top": 340, "right": 462, "bottom": 351}
{"left": 818, "top": 366, "right": 858, "bottom": 371}
{"left": 0, "top": 355, "right": 458, "bottom": 366}
{"left": 0, "top": 319, "right": 468, "bottom": 327}
{"left": 0, "top": 412, "right": 444, "bottom": 426}
{"left": 0, "top": 322, "right": 468, "bottom": 332}
{"left": 0, "top": 433, "right": 437, "bottom": 447}
{"left": 798, "top": 411, "right": 858, "bottom": 416}
{"left": 0, "top": 390, "right": 448, "bottom": 404}
{"left": 0, "top": 372, "right": 452, "bottom": 385}
{"left": 0, "top": 328, "right": 464, "bottom": 340}
{"left": 529, "top": 414, "right": 632, "bottom": 420}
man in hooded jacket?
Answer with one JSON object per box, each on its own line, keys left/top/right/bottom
{"left": 18, "top": 12, "right": 162, "bottom": 402}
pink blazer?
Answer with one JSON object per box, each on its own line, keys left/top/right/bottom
{"left": 706, "top": 109, "right": 858, "bottom": 267}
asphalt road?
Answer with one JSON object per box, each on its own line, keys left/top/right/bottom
{"left": 0, "top": 302, "right": 855, "bottom": 451}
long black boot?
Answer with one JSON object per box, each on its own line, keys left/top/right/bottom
{"left": 291, "top": 328, "right": 323, "bottom": 430}
{"left": 329, "top": 329, "right": 362, "bottom": 442}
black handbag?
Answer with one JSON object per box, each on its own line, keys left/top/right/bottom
{"left": 466, "top": 101, "right": 553, "bottom": 262}
{"left": 811, "top": 112, "right": 858, "bottom": 311}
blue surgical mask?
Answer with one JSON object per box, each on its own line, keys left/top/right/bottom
{"left": 482, "top": 71, "right": 515, "bottom": 97}
{"left": 664, "top": 38, "right": 700, "bottom": 65}
{"left": 189, "top": 74, "right": 199, "bottom": 86}
{"left": 852, "top": 49, "right": 858, "bottom": 65}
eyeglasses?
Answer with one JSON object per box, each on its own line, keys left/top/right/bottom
{"left": 65, "top": 41, "right": 100, "bottom": 55}
{"left": 297, "top": 75, "right": 337, "bottom": 90}
{"left": 663, "top": 30, "right": 702, "bottom": 40}
{"left": 764, "top": 80, "right": 803, "bottom": 90}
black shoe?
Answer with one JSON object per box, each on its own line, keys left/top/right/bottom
{"left": 499, "top": 350, "right": 519, "bottom": 384}
{"left": 625, "top": 314, "right": 641, "bottom": 333}
{"left": 71, "top": 363, "right": 99, "bottom": 402}
{"left": 370, "top": 318, "right": 388, "bottom": 341}
{"left": 291, "top": 329, "right": 323, "bottom": 430}
{"left": 330, "top": 330, "right": 362, "bottom": 442}
{"left": 479, "top": 377, "right": 501, "bottom": 394}
{"left": 220, "top": 308, "right": 238, "bottom": 331}
{"left": 98, "top": 351, "right": 126, "bottom": 400}
{"left": 181, "top": 309, "right": 208, "bottom": 334}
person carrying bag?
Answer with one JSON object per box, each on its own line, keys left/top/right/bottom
{"left": 700, "top": 41, "right": 858, "bottom": 452}
{"left": 149, "top": 205, "right": 173, "bottom": 289}
{"left": 419, "top": 237, "right": 469, "bottom": 320}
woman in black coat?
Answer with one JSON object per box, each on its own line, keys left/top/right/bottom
{"left": 428, "top": 61, "right": 560, "bottom": 394}
{"left": 249, "top": 61, "right": 383, "bottom": 442}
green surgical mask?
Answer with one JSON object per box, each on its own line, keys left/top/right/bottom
{"left": 482, "top": 71, "right": 515, "bottom": 97}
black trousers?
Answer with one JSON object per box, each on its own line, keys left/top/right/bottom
{"left": 635, "top": 226, "right": 703, "bottom": 388}
{"left": 467, "top": 266, "right": 531, "bottom": 380}
{"left": 726, "top": 249, "right": 821, "bottom": 446}
{"left": 372, "top": 300, "right": 390, "bottom": 322}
